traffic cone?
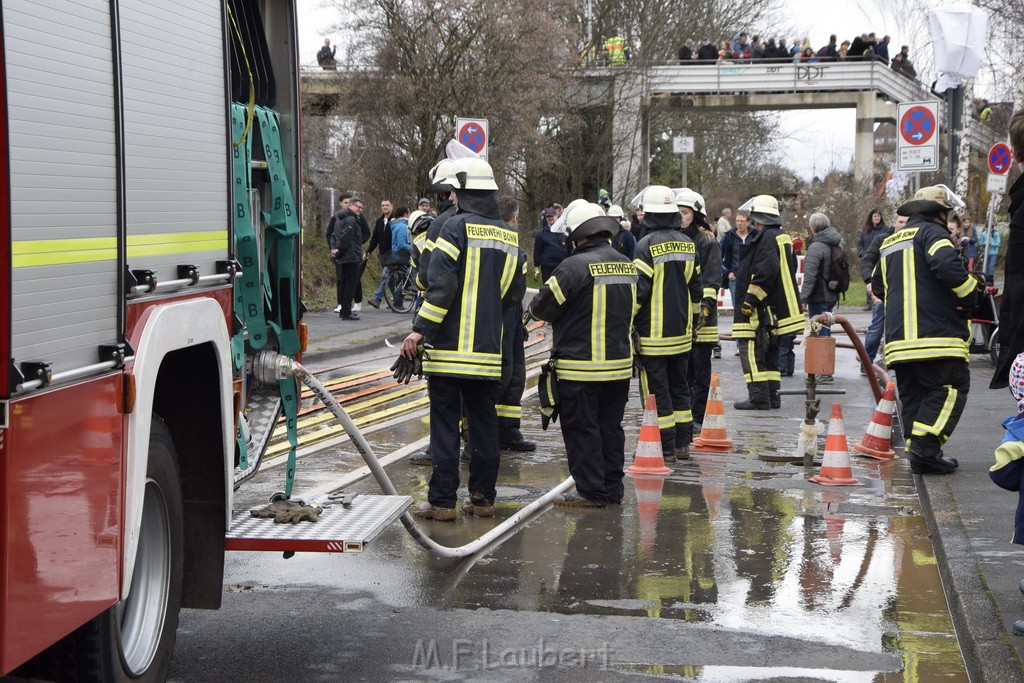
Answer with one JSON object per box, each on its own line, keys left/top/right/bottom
{"left": 627, "top": 395, "right": 672, "bottom": 475}
{"left": 692, "top": 374, "right": 735, "bottom": 453}
{"left": 809, "top": 403, "right": 863, "bottom": 487}
{"left": 853, "top": 381, "right": 897, "bottom": 460}
{"left": 633, "top": 474, "right": 666, "bottom": 561}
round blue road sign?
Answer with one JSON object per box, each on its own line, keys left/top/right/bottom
{"left": 989, "top": 143, "right": 1012, "bottom": 175}
{"left": 900, "top": 106, "right": 936, "bottom": 146}
{"left": 458, "top": 122, "right": 486, "bottom": 153}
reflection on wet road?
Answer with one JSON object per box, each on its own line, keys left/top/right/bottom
{"left": 172, "top": 331, "right": 967, "bottom": 682}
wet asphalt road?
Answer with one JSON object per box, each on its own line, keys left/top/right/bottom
{"left": 169, "top": 310, "right": 969, "bottom": 681}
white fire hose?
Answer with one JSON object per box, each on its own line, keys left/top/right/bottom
{"left": 252, "top": 351, "right": 574, "bottom": 559}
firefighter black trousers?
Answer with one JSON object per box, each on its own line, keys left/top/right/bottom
{"left": 495, "top": 313, "right": 526, "bottom": 432}
{"left": 427, "top": 376, "right": 500, "bottom": 507}
{"left": 894, "top": 359, "right": 970, "bottom": 456}
{"left": 557, "top": 379, "right": 629, "bottom": 505}
{"left": 639, "top": 353, "right": 692, "bottom": 452}
{"left": 688, "top": 343, "right": 714, "bottom": 423}
{"left": 738, "top": 335, "right": 780, "bottom": 404}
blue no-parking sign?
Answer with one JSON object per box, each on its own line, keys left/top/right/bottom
{"left": 455, "top": 118, "right": 489, "bottom": 160}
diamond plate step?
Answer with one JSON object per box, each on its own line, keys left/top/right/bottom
{"left": 234, "top": 385, "right": 282, "bottom": 487}
{"left": 225, "top": 495, "right": 412, "bottom": 553}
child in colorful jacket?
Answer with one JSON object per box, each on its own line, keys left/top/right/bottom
{"left": 990, "top": 352, "right": 1024, "bottom": 634}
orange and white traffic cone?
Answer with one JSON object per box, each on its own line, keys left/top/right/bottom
{"left": 853, "top": 381, "right": 897, "bottom": 460}
{"left": 627, "top": 394, "right": 672, "bottom": 475}
{"left": 809, "top": 403, "right": 863, "bottom": 487}
{"left": 692, "top": 373, "right": 735, "bottom": 453}
{"left": 633, "top": 474, "right": 666, "bottom": 560}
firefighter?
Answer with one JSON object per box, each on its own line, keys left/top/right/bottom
{"left": 495, "top": 196, "right": 535, "bottom": 452}
{"left": 526, "top": 203, "right": 637, "bottom": 507}
{"left": 733, "top": 194, "right": 804, "bottom": 410}
{"left": 676, "top": 189, "right": 723, "bottom": 427}
{"left": 633, "top": 185, "right": 703, "bottom": 460}
{"left": 870, "top": 185, "right": 982, "bottom": 475}
{"left": 400, "top": 157, "right": 521, "bottom": 519}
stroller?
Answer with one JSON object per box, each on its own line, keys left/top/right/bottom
{"left": 969, "top": 275, "right": 1001, "bottom": 365}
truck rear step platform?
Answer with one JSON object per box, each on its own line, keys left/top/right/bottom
{"left": 225, "top": 495, "right": 412, "bottom": 553}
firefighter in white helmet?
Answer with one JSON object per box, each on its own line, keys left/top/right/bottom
{"left": 733, "top": 194, "right": 804, "bottom": 409}
{"left": 400, "top": 157, "right": 521, "bottom": 520}
{"left": 676, "top": 188, "right": 723, "bottom": 427}
{"left": 527, "top": 203, "right": 637, "bottom": 507}
{"left": 633, "top": 185, "right": 703, "bottom": 460}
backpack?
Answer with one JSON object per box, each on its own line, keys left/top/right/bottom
{"left": 826, "top": 244, "right": 851, "bottom": 294}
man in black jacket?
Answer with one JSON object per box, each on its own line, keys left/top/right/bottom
{"left": 860, "top": 215, "right": 906, "bottom": 370}
{"left": 871, "top": 186, "right": 981, "bottom": 474}
{"left": 365, "top": 199, "right": 394, "bottom": 308}
{"left": 993, "top": 109, "right": 1024, "bottom": 388}
{"left": 328, "top": 197, "right": 365, "bottom": 320}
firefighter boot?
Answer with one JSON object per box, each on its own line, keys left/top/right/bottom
{"left": 462, "top": 493, "right": 495, "bottom": 518}
{"left": 908, "top": 442, "right": 958, "bottom": 475}
{"left": 735, "top": 382, "right": 770, "bottom": 410}
{"left": 408, "top": 448, "right": 431, "bottom": 466}
{"left": 554, "top": 491, "right": 607, "bottom": 508}
{"left": 769, "top": 380, "right": 782, "bottom": 409}
{"left": 499, "top": 427, "right": 537, "bottom": 452}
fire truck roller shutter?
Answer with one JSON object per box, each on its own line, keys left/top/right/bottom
{"left": 118, "top": 0, "right": 230, "bottom": 289}
{"left": 5, "top": 0, "right": 120, "bottom": 376}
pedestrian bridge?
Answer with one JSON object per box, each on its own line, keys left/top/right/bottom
{"left": 301, "top": 62, "right": 1000, "bottom": 198}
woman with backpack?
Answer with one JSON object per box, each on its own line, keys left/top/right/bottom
{"left": 799, "top": 212, "right": 845, "bottom": 382}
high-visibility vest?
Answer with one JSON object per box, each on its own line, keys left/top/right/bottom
{"left": 605, "top": 36, "right": 625, "bottom": 66}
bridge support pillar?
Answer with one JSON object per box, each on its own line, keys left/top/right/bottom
{"left": 612, "top": 72, "right": 648, "bottom": 204}
{"left": 854, "top": 93, "right": 878, "bottom": 185}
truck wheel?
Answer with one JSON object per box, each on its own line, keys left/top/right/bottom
{"left": 98, "top": 417, "right": 185, "bottom": 681}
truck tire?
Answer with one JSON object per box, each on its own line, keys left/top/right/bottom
{"left": 18, "top": 418, "right": 185, "bottom": 682}
{"left": 97, "top": 416, "right": 184, "bottom": 681}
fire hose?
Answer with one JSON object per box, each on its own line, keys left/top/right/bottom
{"left": 251, "top": 350, "right": 575, "bottom": 559}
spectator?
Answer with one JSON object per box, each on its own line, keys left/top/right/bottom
{"left": 763, "top": 37, "right": 779, "bottom": 59}
{"left": 328, "top": 197, "right": 365, "bottom": 320}
{"left": 962, "top": 213, "right": 978, "bottom": 268}
{"left": 731, "top": 32, "right": 750, "bottom": 59}
{"left": 317, "top": 38, "right": 337, "bottom": 71}
{"left": 605, "top": 31, "right": 627, "bottom": 66}
{"left": 365, "top": 199, "right": 394, "bottom": 308}
{"left": 630, "top": 208, "right": 646, "bottom": 240}
{"left": 751, "top": 35, "right": 765, "bottom": 60}
{"left": 717, "top": 207, "right": 733, "bottom": 239}
{"left": 417, "top": 197, "right": 431, "bottom": 213}
{"left": 992, "top": 108, "right": 1024, "bottom": 388}
{"left": 534, "top": 207, "right": 569, "bottom": 280}
{"left": 720, "top": 210, "right": 753, "bottom": 355}
{"left": 608, "top": 205, "right": 636, "bottom": 259}
{"left": 978, "top": 222, "right": 1002, "bottom": 280}
{"left": 858, "top": 208, "right": 888, "bottom": 261}
{"left": 800, "top": 47, "right": 818, "bottom": 63}
{"left": 799, "top": 212, "right": 843, "bottom": 339}
{"left": 838, "top": 40, "right": 851, "bottom": 61}
{"left": 817, "top": 34, "right": 838, "bottom": 61}
{"left": 697, "top": 36, "right": 718, "bottom": 61}
{"left": 849, "top": 34, "right": 868, "bottom": 60}
{"left": 790, "top": 37, "right": 802, "bottom": 59}
{"left": 390, "top": 205, "right": 411, "bottom": 266}
{"left": 875, "top": 35, "right": 891, "bottom": 65}
{"left": 777, "top": 38, "right": 790, "bottom": 59}
{"left": 891, "top": 46, "right": 917, "bottom": 79}
{"left": 679, "top": 39, "right": 695, "bottom": 62}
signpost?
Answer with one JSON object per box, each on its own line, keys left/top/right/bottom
{"left": 896, "top": 101, "right": 940, "bottom": 172}
{"left": 983, "top": 142, "right": 1012, "bottom": 276}
{"left": 455, "top": 118, "right": 489, "bottom": 160}
{"left": 673, "top": 134, "right": 694, "bottom": 187}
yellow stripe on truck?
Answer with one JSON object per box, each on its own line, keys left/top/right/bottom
{"left": 12, "top": 231, "right": 229, "bottom": 267}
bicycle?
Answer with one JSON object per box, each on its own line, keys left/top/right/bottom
{"left": 383, "top": 264, "right": 420, "bottom": 313}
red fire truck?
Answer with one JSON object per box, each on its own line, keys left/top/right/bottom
{"left": 0, "top": 1, "right": 348, "bottom": 679}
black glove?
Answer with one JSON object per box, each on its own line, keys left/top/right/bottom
{"left": 390, "top": 355, "right": 417, "bottom": 384}
{"left": 701, "top": 297, "right": 716, "bottom": 316}
{"left": 957, "top": 290, "right": 980, "bottom": 317}
{"left": 970, "top": 272, "right": 987, "bottom": 293}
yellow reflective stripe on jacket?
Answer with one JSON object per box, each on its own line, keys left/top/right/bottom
{"left": 555, "top": 357, "right": 634, "bottom": 381}
{"left": 776, "top": 314, "right": 805, "bottom": 336}
{"left": 952, "top": 277, "right": 975, "bottom": 298}
{"left": 546, "top": 276, "right": 566, "bottom": 304}
{"left": 499, "top": 254, "right": 517, "bottom": 297}
{"left": 419, "top": 301, "right": 447, "bottom": 323}
{"left": 883, "top": 337, "right": 969, "bottom": 363}
{"left": 458, "top": 245, "right": 480, "bottom": 352}
{"left": 633, "top": 258, "right": 654, "bottom": 277}
{"left": 702, "top": 286, "right": 718, "bottom": 299}
{"left": 927, "top": 239, "right": 954, "bottom": 256}
{"left": 434, "top": 237, "right": 460, "bottom": 260}
{"left": 696, "top": 325, "right": 719, "bottom": 343}
{"left": 12, "top": 231, "right": 228, "bottom": 268}
{"left": 903, "top": 248, "right": 917, "bottom": 340}
{"left": 421, "top": 360, "right": 502, "bottom": 378}
{"left": 591, "top": 281, "right": 607, "bottom": 361}
{"left": 748, "top": 283, "right": 767, "bottom": 300}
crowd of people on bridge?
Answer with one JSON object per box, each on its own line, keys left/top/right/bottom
{"left": 579, "top": 29, "right": 918, "bottom": 80}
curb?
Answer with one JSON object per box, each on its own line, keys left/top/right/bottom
{"left": 917, "top": 474, "right": 1024, "bottom": 683}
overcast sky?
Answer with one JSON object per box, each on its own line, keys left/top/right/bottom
{"left": 296, "top": 1, "right": 992, "bottom": 181}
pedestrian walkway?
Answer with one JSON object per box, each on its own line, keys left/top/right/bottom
{"left": 302, "top": 304, "right": 417, "bottom": 366}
